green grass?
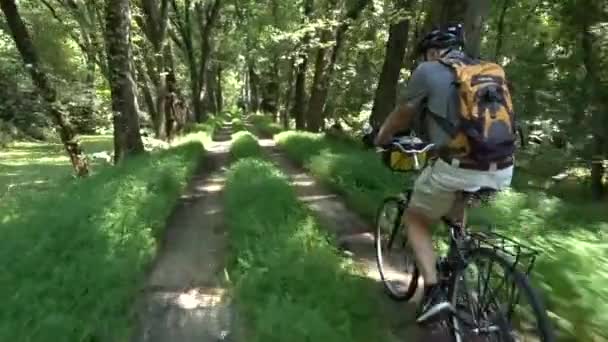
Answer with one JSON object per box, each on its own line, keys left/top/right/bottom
{"left": 224, "top": 157, "right": 389, "bottom": 342}
{"left": 0, "top": 134, "right": 206, "bottom": 341}
{"left": 249, "top": 114, "right": 284, "bottom": 138}
{"left": 184, "top": 116, "right": 223, "bottom": 142}
{"left": 230, "top": 131, "right": 261, "bottom": 160}
{"left": 231, "top": 117, "right": 247, "bottom": 131}
{"left": 0, "top": 135, "right": 113, "bottom": 196}
{"left": 275, "top": 131, "right": 406, "bottom": 220}
{"left": 275, "top": 130, "right": 608, "bottom": 342}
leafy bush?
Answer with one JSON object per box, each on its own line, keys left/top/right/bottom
{"left": 231, "top": 117, "right": 247, "bottom": 131}
{"left": 249, "top": 114, "right": 283, "bottom": 138}
{"left": 0, "top": 136, "right": 205, "bottom": 341}
{"left": 230, "top": 131, "right": 261, "bottom": 160}
{"left": 224, "top": 158, "right": 388, "bottom": 342}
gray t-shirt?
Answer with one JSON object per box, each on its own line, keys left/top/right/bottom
{"left": 397, "top": 51, "right": 462, "bottom": 146}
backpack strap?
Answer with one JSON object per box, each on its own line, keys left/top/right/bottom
{"left": 424, "top": 57, "right": 464, "bottom": 139}
{"left": 427, "top": 111, "right": 458, "bottom": 137}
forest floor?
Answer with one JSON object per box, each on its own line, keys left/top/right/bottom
{"left": 0, "top": 134, "right": 113, "bottom": 197}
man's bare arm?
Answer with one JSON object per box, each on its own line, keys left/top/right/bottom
{"left": 374, "top": 103, "right": 416, "bottom": 146}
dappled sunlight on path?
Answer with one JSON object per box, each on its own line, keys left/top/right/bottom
{"left": 134, "top": 124, "right": 240, "bottom": 342}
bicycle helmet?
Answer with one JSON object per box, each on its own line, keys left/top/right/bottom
{"left": 416, "top": 23, "right": 464, "bottom": 56}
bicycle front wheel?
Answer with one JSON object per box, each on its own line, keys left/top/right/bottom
{"left": 450, "top": 248, "right": 555, "bottom": 342}
{"left": 374, "top": 193, "right": 419, "bottom": 301}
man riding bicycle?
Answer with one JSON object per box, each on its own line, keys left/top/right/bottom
{"left": 374, "top": 23, "right": 516, "bottom": 323}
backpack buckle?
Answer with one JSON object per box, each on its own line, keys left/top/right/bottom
{"left": 489, "top": 162, "right": 498, "bottom": 172}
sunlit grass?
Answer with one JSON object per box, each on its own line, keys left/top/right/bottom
{"left": 0, "top": 130, "right": 207, "bottom": 341}
{"left": 275, "top": 130, "right": 608, "bottom": 341}
{"left": 0, "top": 135, "right": 114, "bottom": 196}
{"left": 229, "top": 131, "right": 261, "bottom": 160}
{"left": 249, "top": 113, "right": 283, "bottom": 137}
{"left": 224, "top": 154, "right": 389, "bottom": 341}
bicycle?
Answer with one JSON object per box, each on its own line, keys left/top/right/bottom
{"left": 374, "top": 136, "right": 555, "bottom": 342}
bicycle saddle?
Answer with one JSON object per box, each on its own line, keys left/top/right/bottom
{"left": 461, "top": 187, "right": 498, "bottom": 203}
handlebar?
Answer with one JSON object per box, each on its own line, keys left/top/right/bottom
{"left": 376, "top": 140, "right": 435, "bottom": 155}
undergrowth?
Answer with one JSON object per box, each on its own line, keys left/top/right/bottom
{"left": 230, "top": 131, "right": 261, "bottom": 160}
{"left": 275, "top": 130, "right": 608, "bottom": 341}
{"left": 0, "top": 132, "right": 206, "bottom": 341}
{"left": 275, "top": 131, "right": 404, "bottom": 220}
{"left": 249, "top": 114, "right": 283, "bottom": 138}
{"left": 224, "top": 157, "right": 388, "bottom": 342}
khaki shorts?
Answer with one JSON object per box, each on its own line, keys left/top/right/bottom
{"left": 409, "top": 159, "right": 514, "bottom": 220}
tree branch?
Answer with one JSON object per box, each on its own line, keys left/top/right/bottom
{"left": 39, "top": 0, "right": 88, "bottom": 54}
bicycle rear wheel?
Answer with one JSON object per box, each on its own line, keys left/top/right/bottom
{"left": 374, "top": 193, "right": 419, "bottom": 301}
{"left": 450, "top": 248, "right": 555, "bottom": 342}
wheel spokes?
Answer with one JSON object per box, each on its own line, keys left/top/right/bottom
{"left": 454, "top": 254, "right": 549, "bottom": 342}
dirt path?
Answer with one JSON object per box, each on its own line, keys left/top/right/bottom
{"left": 257, "top": 137, "right": 452, "bottom": 342}
{"left": 133, "top": 124, "right": 240, "bottom": 342}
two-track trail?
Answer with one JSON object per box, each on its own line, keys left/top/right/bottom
{"left": 256, "top": 136, "right": 453, "bottom": 342}
{"left": 133, "top": 124, "right": 241, "bottom": 342}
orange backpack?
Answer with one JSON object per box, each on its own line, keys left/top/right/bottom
{"left": 438, "top": 56, "right": 516, "bottom": 162}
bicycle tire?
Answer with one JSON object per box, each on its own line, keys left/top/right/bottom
{"left": 449, "top": 248, "right": 555, "bottom": 342}
{"left": 374, "top": 193, "right": 419, "bottom": 301}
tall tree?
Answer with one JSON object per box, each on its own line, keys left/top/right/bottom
{"left": 171, "top": 0, "right": 222, "bottom": 122}
{"left": 463, "top": 0, "right": 490, "bottom": 58}
{"left": 369, "top": 0, "right": 413, "bottom": 129}
{"left": 291, "top": 0, "right": 314, "bottom": 130}
{"left": 579, "top": 0, "right": 607, "bottom": 199}
{"left": 306, "top": 0, "right": 371, "bottom": 132}
{"left": 136, "top": 0, "right": 172, "bottom": 139}
{"left": 494, "top": 0, "right": 513, "bottom": 60}
{"left": 0, "top": 0, "right": 89, "bottom": 176}
{"left": 422, "top": 0, "right": 486, "bottom": 59}
{"left": 105, "top": 0, "right": 145, "bottom": 162}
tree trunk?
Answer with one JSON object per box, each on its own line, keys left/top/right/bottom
{"left": 306, "top": 43, "right": 330, "bottom": 132}
{"left": 135, "top": 61, "right": 159, "bottom": 124}
{"left": 424, "top": 0, "right": 467, "bottom": 30}
{"left": 423, "top": 0, "right": 484, "bottom": 58}
{"left": 0, "top": 0, "right": 89, "bottom": 176}
{"left": 370, "top": 0, "right": 412, "bottom": 129}
{"left": 105, "top": 0, "right": 144, "bottom": 163}
{"left": 292, "top": 54, "right": 308, "bottom": 130}
{"left": 170, "top": 0, "right": 220, "bottom": 122}
{"left": 464, "top": 0, "right": 490, "bottom": 58}
{"left": 305, "top": 0, "right": 370, "bottom": 132}
{"left": 216, "top": 64, "right": 223, "bottom": 114}
{"left": 494, "top": 0, "right": 512, "bottom": 60}
{"left": 291, "top": 0, "right": 313, "bottom": 130}
{"left": 581, "top": 15, "right": 607, "bottom": 199}
{"left": 193, "top": 0, "right": 221, "bottom": 122}
{"left": 248, "top": 64, "right": 260, "bottom": 113}
{"left": 205, "top": 64, "right": 218, "bottom": 115}
{"left": 154, "top": 81, "right": 168, "bottom": 140}
{"left": 137, "top": 0, "right": 171, "bottom": 139}
{"left": 283, "top": 58, "right": 296, "bottom": 129}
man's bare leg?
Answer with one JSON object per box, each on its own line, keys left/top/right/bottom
{"left": 404, "top": 207, "right": 455, "bottom": 323}
{"left": 404, "top": 208, "right": 437, "bottom": 285}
